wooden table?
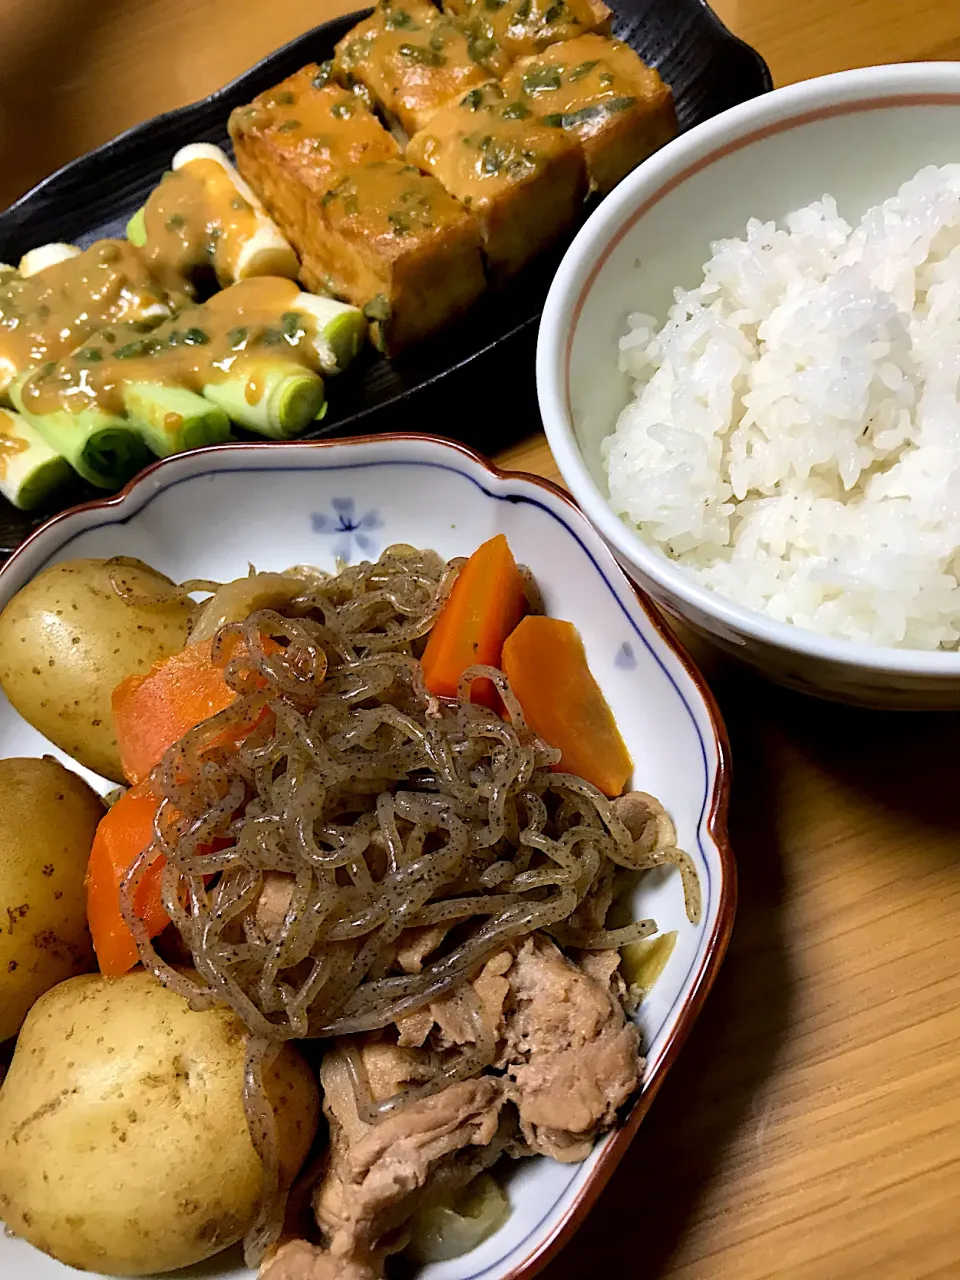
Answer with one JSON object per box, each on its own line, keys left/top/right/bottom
{"left": 4, "top": 3, "right": 960, "bottom": 1278}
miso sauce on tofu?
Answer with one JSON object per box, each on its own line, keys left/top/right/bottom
{"left": 230, "top": 65, "right": 403, "bottom": 275}
{"left": 443, "top": 0, "right": 611, "bottom": 59}
{"left": 298, "top": 159, "right": 486, "bottom": 353}
{"left": 334, "top": 0, "right": 510, "bottom": 136}
{"left": 406, "top": 81, "right": 587, "bottom": 278}
{"left": 501, "top": 34, "right": 676, "bottom": 193}
{"left": 230, "top": 65, "right": 400, "bottom": 200}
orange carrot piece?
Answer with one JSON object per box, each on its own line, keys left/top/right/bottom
{"left": 112, "top": 638, "right": 239, "bottom": 785}
{"left": 421, "top": 534, "right": 527, "bottom": 709}
{"left": 502, "top": 615, "right": 633, "bottom": 797}
{"left": 97, "top": 634, "right": 284, "bottom": 974}
{"left": 85, "top": 781, "right": 168, "bottom": 977}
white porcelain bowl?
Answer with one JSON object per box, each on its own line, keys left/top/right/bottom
{"left": 0, "top": 435, "right": 733, "bottom": 1280}
{"left": 537, "top": 61, "right": 960, "bottom": 709}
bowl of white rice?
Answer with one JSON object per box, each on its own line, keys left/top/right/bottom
{"left": 537, "top": 61, "right": 960, "bottom": 708}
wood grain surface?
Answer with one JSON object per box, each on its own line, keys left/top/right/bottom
{"left": 3, "top": 3, "right": 960, "bottom": 1278}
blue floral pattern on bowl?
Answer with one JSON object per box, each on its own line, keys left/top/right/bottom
{"left": 311, "top": 497, "right": 383, "bottom": 562}
{"left": 615, "top": 641, "right": 638, "bottom": 670}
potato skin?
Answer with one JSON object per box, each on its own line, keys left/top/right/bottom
{"left": 0, "top": 558, "right": 194, "bottom": 781}
{"left": 0, "top": 757, "right": 103, "bottom": 1042}
{"left": 0, "top": 971, "right": 319, "bottom": 1275}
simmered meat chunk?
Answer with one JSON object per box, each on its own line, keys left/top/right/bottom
{"left": 395, "top": 935, "right": 641, "bottom": 1163}
{"left": 499, "top": 936, "right": 641, "bottom": 1161}
{"left": 262, "top": 931, "right": 641, "bottom": 1275}
{"left": 309, "top": 1040, "right": 508, "bottom": 1274}
{"left": 260, "top": 1240, "right": 379, "bottom": 1280}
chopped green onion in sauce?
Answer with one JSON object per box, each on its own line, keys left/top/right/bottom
{"left": 383, "top": 7, "right": 415, "bottom": 28}
{"left": 115, "top": 338, "right": 162, "bottom": 360}
{"left": 522, "top": 66, "right": 563, "bottom": 93}
{"left": 397, "top": 42, "right": 447, "bottom": 66}
{"left": 542, "top": 96, "right": 637, "bottom": 129}
{"left": 363, "top": 294, "right": 392, "bottom": 323}
{"left": 569, "top": 59, "right": 600, "bottom": 81}
{"left": 467, "top": 33, "right": 498, "bottom": 63}
{"left": 281, "top": 311, "right": 306, "bottom": 339}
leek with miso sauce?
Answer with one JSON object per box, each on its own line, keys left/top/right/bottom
{"left": 132, "top": 144, "right": 299, "bottom": 286}
{"left": 121, "top": 383, "right": 234, "bottom": 457}
{"left": 10, "top": 377, "right": 151, "bottom": 491}
{"left": 200, "top": 356, "right": 326, "bottom": 439}
{"left": 19, "top": 244, "right": 81, "bottom": 277}
{"left": 0, "top": 408, "right": 72, "bottom": 509}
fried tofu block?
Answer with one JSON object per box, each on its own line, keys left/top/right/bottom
{"left": 500, "top": 35, "right": 677, "bottom": 193}
{"left": 229, "top": 63, "right": 400, "bottom": 218}
{"left": 443, "top": 0, "right": 611, "bottom": 59}
{"left": 334, "top": 0, "right": 510, "bottom": 136}
{"left": 297, "top": 159, "right": 486, "bottom": 353}
{"left": 406, "top": 81, "right": 587, "bottom": 278}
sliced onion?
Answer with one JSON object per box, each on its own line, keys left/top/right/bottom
{"left": 190, "top": 572, "right": 305, "bottom": 643}
{"left": 405, "top": 1173, "right": 509, "bottom": 1263}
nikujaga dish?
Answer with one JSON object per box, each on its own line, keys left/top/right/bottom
{"left": 0, "top": 533, "right": 698, "bottom": 1279}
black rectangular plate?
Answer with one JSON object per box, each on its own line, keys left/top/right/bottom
{"left": 0, "top": 0, "right": 770, "bottom": 555}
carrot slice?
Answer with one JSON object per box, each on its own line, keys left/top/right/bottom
{"left": 112, "top": 638, "right": 238, "bottom": 786}
{"left": 99, "top": 633, "right": 281, "bottom": 974}
{"left": 421, "top": 534, "right": 527, "bottom": 709}
{"left": 85, "top": 781, "right": 169, "bottom": 977}
{"left": 85, "top": 778, "right": 239, "bottom": 977}
{"left": 112, "top": 633, "right": 281, "bottom": 785}
{"left": 501, "top": 615, "right": 633, "bottom": 797}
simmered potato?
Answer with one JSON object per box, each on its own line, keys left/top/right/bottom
{"left": 0, "top": 971, "right": 319, "bottom": 1275}
{"left": 0, "top": 557, "right": 194, "bottom": 781}
{"left": 0, "top": 757, "right": 103, "bottom": 1042}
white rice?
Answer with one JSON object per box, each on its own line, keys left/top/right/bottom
{"left": 602, "top": 164, "right": 960, "bottom": 649}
